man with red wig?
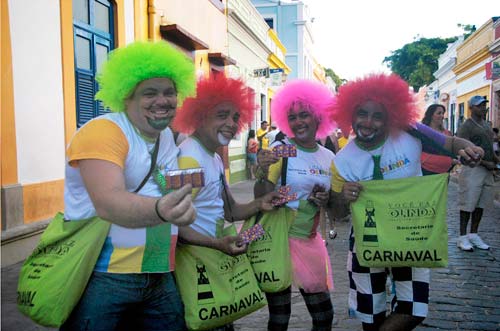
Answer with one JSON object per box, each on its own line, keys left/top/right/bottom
{"left": 330, "top": 73, "right": 484, "bottom": 331}
{"left": 172, "top": 74, "right": 279, "bottom": 330}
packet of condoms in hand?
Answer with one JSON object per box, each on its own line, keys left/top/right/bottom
{"left": 164, "top": 168, "right": 205, "bottom": 189}
{"left": 272, "top": 144, "right": 297, "bottom": 157}
{"left": 239, "top": 224, "right": 265, "bottom": 244}
{"left": 272, "top": 185, "right": 298, "bottom": 206}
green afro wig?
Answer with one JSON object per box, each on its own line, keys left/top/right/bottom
{"left": 95, "top": 41, "right": 196, "bottom": 112}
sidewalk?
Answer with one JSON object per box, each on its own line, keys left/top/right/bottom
{"left": 2, "top": 180, "right": 499, "bottom": 330}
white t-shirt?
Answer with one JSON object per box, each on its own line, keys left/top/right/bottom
{"left": 332, "top": 131, "right": 423, "bottom": 192}
{"left": 178, "top": 137, "right": 225, "bottom": 238}
{"left": 267, "top": 138, "right": 335, "bottom": 238}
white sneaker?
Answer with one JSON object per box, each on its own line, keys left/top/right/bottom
{"left": 468, "top": 233, "right": 490, "bottom": 250}
{"left": 457, "top": 235, "right": 473, "bottom": 251}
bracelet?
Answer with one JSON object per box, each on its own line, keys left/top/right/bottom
{"left": 155, "top": 199, "right": 169, "bottom": 223}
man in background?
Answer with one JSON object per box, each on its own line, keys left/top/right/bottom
{"left": 257, "top": 120, "right": 269, "bottom": 149}
{"left": 456, "top": 96, "right": 499, "bottom": 251}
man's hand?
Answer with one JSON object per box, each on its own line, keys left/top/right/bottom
{"left": 342, "top": 182, "right": 363, "bottom": 203}
{"left": 458, "top": 146, "right": 484, "bottom": 168}
{"left": 216, "top": 235, "right": 248, "bottom": 256}
{"left": 481, "top": 160, "right": 498, "bottom": 171}
{"left": 157, "top": 184, "right": 196, "bottom": 226}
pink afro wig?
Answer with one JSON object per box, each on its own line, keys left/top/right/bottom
{"left": 173, "top": 74, "right": 256, "bottom": 135}
{"left": 271, "top": 79, "right": 335, "bottom": 139}
{"left": 331, "top": 73, "right": 419, "bottom": 135}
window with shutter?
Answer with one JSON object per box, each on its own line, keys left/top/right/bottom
{"left": 73, "top": 0, "right": 114, "bottom": 127}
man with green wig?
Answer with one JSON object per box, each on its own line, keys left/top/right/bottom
{"left": 61, "top": 41, "right": 196, "bottom": 330}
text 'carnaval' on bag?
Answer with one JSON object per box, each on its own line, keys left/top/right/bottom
{"left": 350, "top": 173, "right": 449, "bottom": 268}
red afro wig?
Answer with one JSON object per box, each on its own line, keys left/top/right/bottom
{"left": 331, "top": 73, "right": 419, "bottom": 135}
{"left": 173, "top": 74, "right": 256, "bottom": 135}
{"left": 271, "top": 79, "right": 335, "bottom": 139}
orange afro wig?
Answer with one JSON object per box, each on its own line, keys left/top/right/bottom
{"left": 331, "top": 73, "right": 419, "bottom": 135}
{"left": 173, "top": 74, "right": 256, "bottom": 135}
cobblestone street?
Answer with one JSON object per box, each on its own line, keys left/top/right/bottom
{"left": 2, "top": 180, "right": 499, "bottom": 331}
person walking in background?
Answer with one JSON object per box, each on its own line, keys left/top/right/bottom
{"left": 330, "top": 73, "right": 484, "bottom": 331}
{"left": 257, "top": 120, "right": 270, "bottom": 149}
{"left": 456, "top": 96, "right": 499, "bottom": 251}
{"left": 61, "top": 41, "right": 197, "bottom": 331}
{"left": 247, "top": 129, "right": 259, "bottom": 179}
{"left": 420, "top": 104, "right": 458, "bottom": 175}
{"left": 255, "top": 79, "right": 336, "bottom": 331}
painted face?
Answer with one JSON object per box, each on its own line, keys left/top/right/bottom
{"left": 196, "top": 102, "right": 240, "bottom": 152}
{"left": 287, "top": 105, "right": 318, "bottom": 144}
{"left": 431, "top": 107, "right": 445, "bottom": 125}
{"left": 352, "top": 100, "right": 388, "bottom": 146}
{"left": 126, "top": 78, "right": 177, "bottom": 138}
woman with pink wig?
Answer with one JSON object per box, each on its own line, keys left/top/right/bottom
{"left": 173, "top": 74, "right": 280, "bottom": 330}
{"left": 254, "top": 79, "right": 336, "bottom": 331}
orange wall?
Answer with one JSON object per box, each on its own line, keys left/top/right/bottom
{"left": 1, "top": 0, "right": 19, "bottom": 186}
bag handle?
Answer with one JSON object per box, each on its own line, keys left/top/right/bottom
{"left": 134, "top": 137, "right": 160, "bottom": 193}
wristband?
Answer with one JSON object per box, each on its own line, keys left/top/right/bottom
{"left": 155, "top": 199, "right": 169, "bottom": 223}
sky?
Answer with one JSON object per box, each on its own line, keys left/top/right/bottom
{"left": 304, "top": 0, "right": 497, "bottom": 81}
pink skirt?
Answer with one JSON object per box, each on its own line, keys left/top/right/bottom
{"left": 289, "top": 234, "right": 334, "bottom": 293}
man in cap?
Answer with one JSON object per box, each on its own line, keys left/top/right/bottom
{"left": 61, "top": 41, "right": 196, "bottom": 330}
{"left": 456, "top": 95, "right": 499, "bottom": 251}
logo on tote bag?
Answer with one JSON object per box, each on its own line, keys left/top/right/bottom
{"left": 196, "top": 261, "right": 215, "bottom": 305}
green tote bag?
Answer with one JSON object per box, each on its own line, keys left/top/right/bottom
{"left": 17, "top": 212, "right": 110, "bottom": 327}
{"left": 175, "top": 224, "right": 267, "bottom": 330}
{"left": 351, "top": 173, "right": 449, "bottom": 268}
{"left": 241, "top": 207, "right": 294, "bottom": 293}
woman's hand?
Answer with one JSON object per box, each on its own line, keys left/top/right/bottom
{"left": 308, "top": 190, "right": 330, "bottom": 207}
{"left": 257, "top": 149, "right": 280, "bottom": 172}
{"left": 216, "top": 235, "right": 248, "bottom": 256}
{"left": 257, "top": 191, "right": 283, "bottom": 211}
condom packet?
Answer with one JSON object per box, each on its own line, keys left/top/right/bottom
{"left": 239, "top": 224, "right": 266, "bottom": 245}
{"left": 272, "top": 144, "right": 297, "bottom": 157}
{"left": 165, "top": 168, "right": 205, "bottom": 189}
{"left": 272, "top": 185, "right": 298, "bottom": 206}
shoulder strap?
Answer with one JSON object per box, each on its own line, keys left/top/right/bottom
{"left": 278, "top": 140, "right": 288, "bottom": 186}
{"left": 134, "top": 137, "right": 160, "bottom": 193}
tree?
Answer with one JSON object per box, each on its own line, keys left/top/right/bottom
{"left": 324, "top": 67, "right": 346, "bottom": 91}
{"left": 383, "top": 37, "right": 456, "bottom": 91}
{"left": 457, "top": 23, "right": 476, "bottom": 40}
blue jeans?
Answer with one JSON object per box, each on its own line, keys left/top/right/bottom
{"left": 61, "top": 271, "right": 186, "bottom": 331}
